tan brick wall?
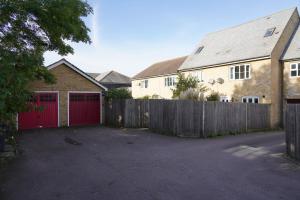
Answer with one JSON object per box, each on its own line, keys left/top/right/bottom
{"left": 132, "top": 75, "right": 177, "bottom": 99}
{"left": 270, "top": 9, "right": 299, "bottom": 127}
{"left": 29, "top": 64, "right": 103, "bottom": 126}
{"left": 182, "top": 59, "right": 272, "bottom": 103}
{"left": 283, "top": 60, "right": 300, "bottom": 99}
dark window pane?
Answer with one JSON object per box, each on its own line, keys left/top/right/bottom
{"left": 254, "top": 98, "right": 259, "bottom": 103}
{"left": 70, "top": 94, "right": 84, "bottom": 101}
{"left": 291, "top": 71, "right": 297, "bottom": 77}
{"left": 40, "top": 94, "right": 56, "bottom": 102}
{"left": 86, "top": 94, "right": 99, "bottom": 101}
{"left": 195, "top": 46, "right": 204, "bottom": 54}
{"left": 240, "top": 65, "right": 245, "bottom": 72}
{"left": 264, "top": 27, "right": 275, "bottom": 37}
{"left": 248, "top": 98, "right": 253, "bottom": 103}
{"left": 240, "top": 72, "right": 245, "bottom": 79}
{"left": 243, "top": 98, "right": 247, "bottom": 103}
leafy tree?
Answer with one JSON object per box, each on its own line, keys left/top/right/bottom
{"left": 0, "top": 0, "right": 93, "bottom": 126}
{"left": 105, "top": 88, "right": 132, "bottom": 101}
{"left": 172, "top": 73, "right": 207, "bottom": 99}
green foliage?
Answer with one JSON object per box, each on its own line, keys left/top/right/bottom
{"left": 172, "top": 73, "right": 207, "bottom": 99}
{"left": 139, "top": 95, "right": 151, "bottom": 100}
{"left": 106, "top": 88, "right": 132, "bottom": 100}
{"left": 0, "top": 0, "right": 92, "bottom": 126}
{"left": 206, "top": 91, "right": 220, "bottom": 101}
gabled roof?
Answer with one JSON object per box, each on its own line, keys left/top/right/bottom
{"left": 282, "top": 24, "right": 300, "bottom": 60}
{"left": 47, "top": 59, "right": 107, "bottom": 91}
{"left": 87, "top": 73, "right": 101, "bottom": 79}
{"left": 179, "top": 7, "right": 298, "bottom": 70}
{"left": 133, "top": 56, "right": 187, "bottom": 80}
{"left": 88, "top": 71, "right": 131, "bottom": 84}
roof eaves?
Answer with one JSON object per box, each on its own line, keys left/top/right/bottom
{"left": 47, "top": 59, "right": 108, "bottom": 91}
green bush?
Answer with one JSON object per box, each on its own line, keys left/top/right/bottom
{"left": 105, "top": 88, "right": 132, "bottom": 100}
{"left": 206, "top": 92, "right": 220, "bottom": 101}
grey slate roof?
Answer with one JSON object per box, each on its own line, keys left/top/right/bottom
{"left": 179, "top": 7, "right": 298, "bottom": 70}
{"left": 282, "top": 24, "right": 300, "bottom": 60}
{"left": 88, "top": 71, "right": 131, "bottom": 84}
{"left": 87, "top": 73, "right": 100, "bottom": 79}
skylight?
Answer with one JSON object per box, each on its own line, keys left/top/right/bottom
{"left": 264, "top": 27, "right": 276, "bottom": 37}
{"left": 195, "top": 46, "right": 204, "bottom": 54}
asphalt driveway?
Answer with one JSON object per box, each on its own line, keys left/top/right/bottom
{"left": 0, "top": 127, "right": 300, "bottom": 200}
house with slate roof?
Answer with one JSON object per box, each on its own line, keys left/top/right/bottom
{"left": 179, "top": 7, "right": 300, "bottom": 127}
{"left": 132, "top": 56, "right": 187, "bottom": 99}
{"left": 133, "top": 7, "right": 300, "bottom": 127}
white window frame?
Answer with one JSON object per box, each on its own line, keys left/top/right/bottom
{"left": 164, "top": 76, "right": 176, "bottom": 87}
{"left": 140, "top": 80, "right": 149, "bottom": 88}
{"left": 189, "top": 71, "right": 203, "bottom": 82}
{"left": 290, "top": 63, "right": 300, "bottom": 78}
{"left": 242, "top": 96, "right": 259, "bottom": 104}
{"left": 220, "top": 96, "right": 230, "bottom": 102}
{"left": 229, "top": 64, "right": 251, "bottom": 80}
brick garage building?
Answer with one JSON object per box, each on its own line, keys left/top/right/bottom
{"left": 18, "top": 59, "right": 107, "bottom": 130}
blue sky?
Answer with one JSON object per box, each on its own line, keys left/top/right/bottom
{"left": 44, "top": 0, "right": 300, "bottom": 76}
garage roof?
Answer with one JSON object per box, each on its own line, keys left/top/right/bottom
{"left": 47, "top": 59, "right": 108, "bottom": 91}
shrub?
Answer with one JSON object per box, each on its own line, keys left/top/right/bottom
{"left": 172, "top": 73, "right": 207, "bottom": 99}
{"left": 179, "top": 88, "right": 204, "bottom": 101}
{"left": 105, "top": 88, "right": 132, "bottom": 100}
{"left": 206, "top": 92, "right": 220, "bottom": 101}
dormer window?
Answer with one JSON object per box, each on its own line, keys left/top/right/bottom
{"left": 264, "top": 27, "right": 276, "bottom": 37}
{"left": 195, "top": 46, "right": 204, "bottom": 54}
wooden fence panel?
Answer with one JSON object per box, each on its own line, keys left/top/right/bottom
{"left": 105, "top": 99, "right": 125, "bottom": 127}
{"left": 106, "top": 99, "right": 271, "bottom": 138}
{"left": 247, "top": 103, "right": 270, "bottom": 130}
{"left": 285, "top": 104, "right": 300, "bottom": 160}
{"left": 193, "top": 101, "right": 203, "bottom": 138}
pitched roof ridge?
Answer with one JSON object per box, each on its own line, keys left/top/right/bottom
{"left": 206, "top": 7, "right": 297, "bottom": 36}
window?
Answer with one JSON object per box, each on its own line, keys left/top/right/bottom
{"left": 264, "top": 27, "right": 276, "bottom": 37}
{"left": 290, "top": 63, "right": 300, "bottom": 77}
{"left": 229, "top": 65, "right": 250, "bottom": 80}
{"left": 195, "top": 46, "right": 204, "bottom": 54}
{"left": 140, "top": 80, "right": 149, "bottom": 88}
{"left": 70, "top": 94, "right": 84, "bottom": 101}
{"left": 86, "top": 94, "right": 99, "bottom": 101}
{"left": 242, "top": 96, "right": 259, "bottom": 104}
{"left": 189, "top": 71, "right": 203, "bottom": 81}
{"left": 40, "top": 94, "right": 56, "bottom": 102}
{"left": 220, "top": 96, "right": 229, "bottom": 102}
{"left": 165, "top": 76, "right": 176, "bottom": 87}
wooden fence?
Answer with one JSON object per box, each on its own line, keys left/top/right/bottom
{"left": 285, "top": 104, "right": 300, "bottom": 160}
{"left": 105, "top": 99, "right": 271, "bottom": 138}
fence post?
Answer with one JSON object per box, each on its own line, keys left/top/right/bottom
{"left": 245, "top": 103, "right": 248, "bottom": 133}
{"left": 202, "top": 101, "right": 205, "bottom": 138}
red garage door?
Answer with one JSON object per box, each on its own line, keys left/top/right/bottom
{"left": 18, "top": 93, "right": 58, "bottom": 130}
{"left": 69, "top": 93, "right": 100, "bottom": 126}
